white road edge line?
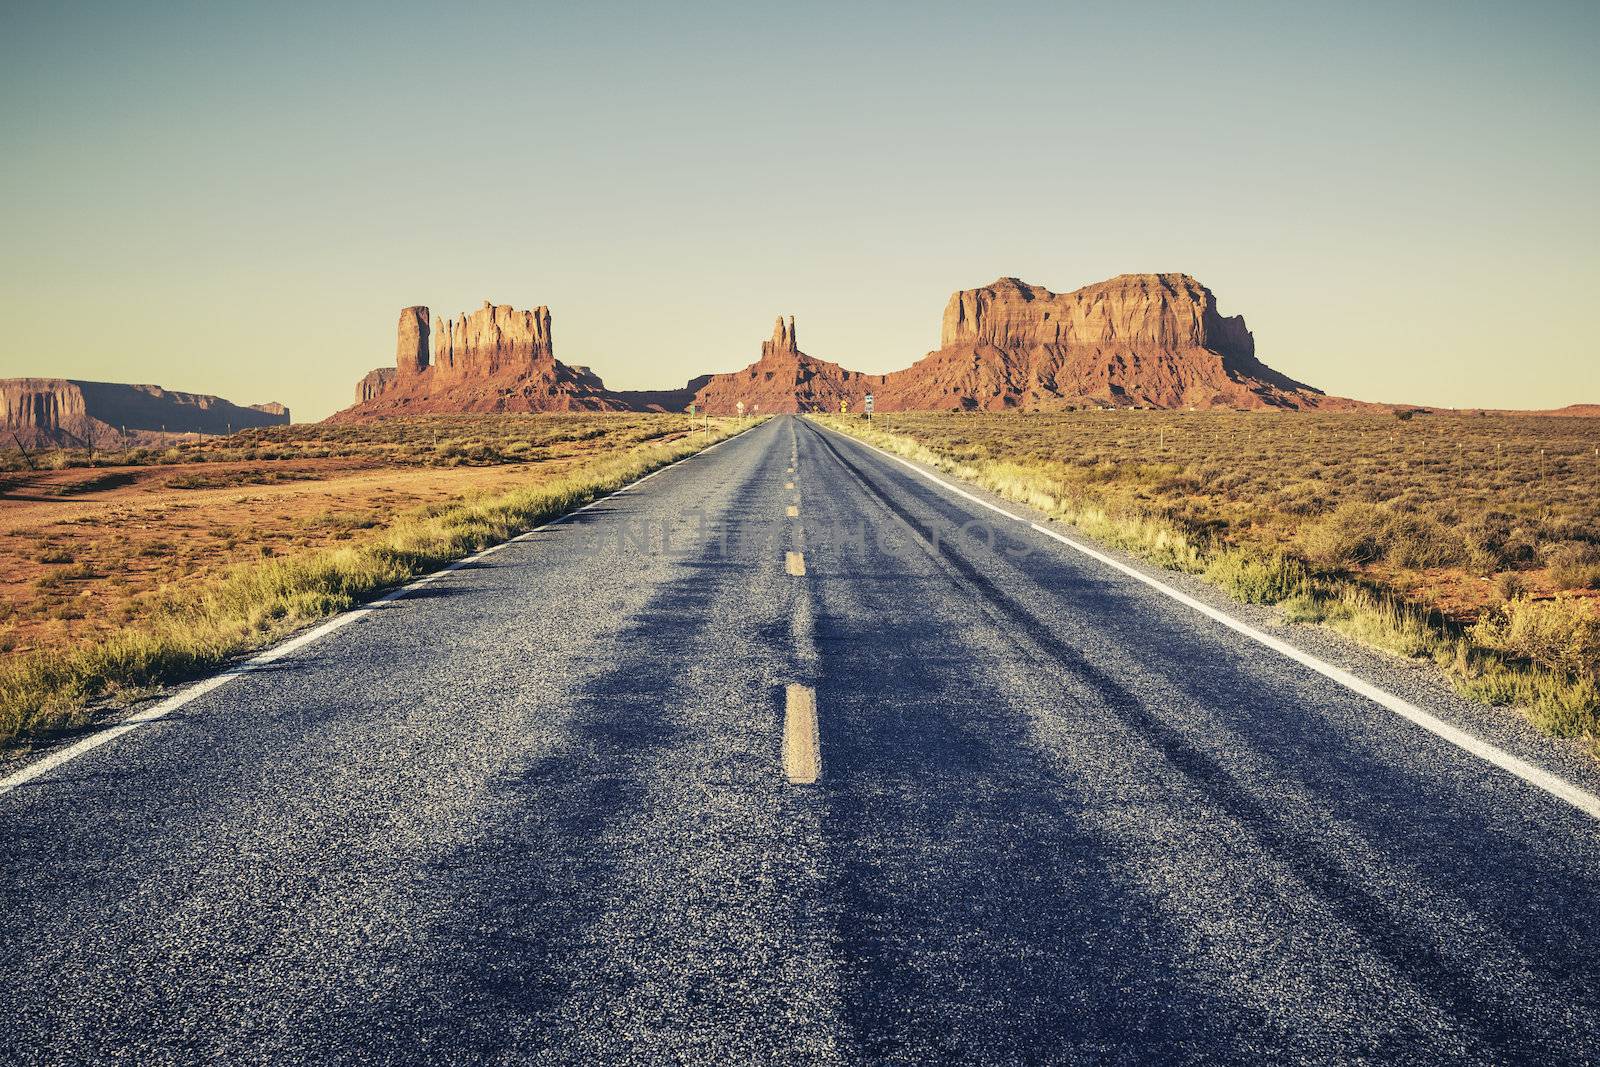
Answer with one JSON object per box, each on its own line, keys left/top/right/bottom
{"left": 817, "top": 422, "right": 1600, "bottom": 823}
{"left": 0, "top": 430, "right": 737, "bottom": 798}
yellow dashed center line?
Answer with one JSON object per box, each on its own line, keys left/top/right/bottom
{"left": 783, "top": 684, "right": 821, "bottom": 785}
{"left": 781, "top": 432, "right": 815, "bottom": 786}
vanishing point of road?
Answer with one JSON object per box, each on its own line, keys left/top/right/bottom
{"left": 3, "top": 415, "right": 1598, "bottom": 1064}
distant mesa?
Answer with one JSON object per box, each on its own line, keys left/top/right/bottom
{"left": 1520, "top": 404, "right": 1600, "bottom": 417}
{"left": 337, "top": 301, "right": 633, "bottom": 418}
{"left": 606, "top": 374, "right": 711, "bottom": 414}
{"left": 339, "top": 274, "right": 1380, "bottom": 420}
{"left": 1, "top": 378, "right": 290, "bottom": 449}
{"left": 878, "top": 273, "right": 1350, "bottom": 413}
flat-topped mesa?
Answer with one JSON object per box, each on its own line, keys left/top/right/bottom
{"left": 2, "top": 378, "right": 289, "bottom": 447}
{"left": 896, "top": 272, "right": 1333, "bottom": 411}
{"left": 761, "top": 316, "right": 799, "bottom": 360}
{"left": 940, "top": 274, "right": 1254, "bottom": 357}
{"left": 435, "top": 301, "right": 554, "bottom": 380}
{"left": 396, "top": 306, "right": 430, "bottom": 377}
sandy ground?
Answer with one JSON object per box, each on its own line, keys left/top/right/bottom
{"left": 0, "top": 457, "right": 584, "bottom": 656}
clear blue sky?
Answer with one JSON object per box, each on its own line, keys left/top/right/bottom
{"left": 2, "top": 0, "right": 1596, "bottom": 419}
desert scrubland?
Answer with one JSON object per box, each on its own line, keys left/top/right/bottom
{"left": 817, "top": 411, "right": 1600, "bottom": 750}
{"left": 0, "top": 414, "right": 740, "bottom": 751}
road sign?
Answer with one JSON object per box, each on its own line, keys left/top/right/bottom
{"left": 840, "top": 399, "right": 849, "bottom": 414}
{"left": 736, "top": 400, "right": 745, "bottom": 417}
{"left": 864, "top": 393, "right": 874, "bottom": 415}
{"left": 689, "top": 402, "right": 695, "bottom": 416}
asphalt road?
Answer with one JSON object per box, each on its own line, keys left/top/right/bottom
{"left": 3, "top": 415, "right": 1598, "bottom": 1065}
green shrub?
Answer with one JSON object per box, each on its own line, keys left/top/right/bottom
{"left": 1495, "top": 573, "right": 1528, "bottom": 601}
{"left": 1299, "top": 502, "right": 1387, "bottom": 568}
{"left": 1323, "top": 589, "right": 1438, "bottom": 659}
{"left": 1299, "top": 501, "right": 1464, "bottom": 571}
{"left": 1205, "top": 550, "right": 1309, "bottom": 604}
{"left": 1547, "top": 542, "right": 1600, "bottom": 591}
{"left": 1471, "top": 596, "right": 1600, "bottom": 676}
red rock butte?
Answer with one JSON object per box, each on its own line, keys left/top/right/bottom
{"left": 881, "top": 273, "right": 1345, "bottom": 413}
{"left": 336, "top": 274, "right": 1370, "bottom": 420}
{"left": 688, "top": 316, "right": 884, "bottom": 415}
{"left": 346, "top": 301, "right": 625, "bottom": 416}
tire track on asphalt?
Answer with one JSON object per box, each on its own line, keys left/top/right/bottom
{"left": 803, "top": 419, "right": 1575, "bottom": 1061}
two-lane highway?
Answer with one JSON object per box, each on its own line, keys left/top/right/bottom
{"left": 2, "top": 415, "right": 1597, "bottom": 1064}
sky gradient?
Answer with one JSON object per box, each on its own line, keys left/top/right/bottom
{"left": 2, "top": 1, "right": 1596, "bottom": 420}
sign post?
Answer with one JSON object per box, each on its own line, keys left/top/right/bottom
{"left": 736, "top": 400, "right": 746, "bottom": 420}
{"left": 864, "top": 392, "right": 874, "bottom": 422}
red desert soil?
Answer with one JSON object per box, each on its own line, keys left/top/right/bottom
{"left": 0, "top": 414, "right": 703, "bottom": 658}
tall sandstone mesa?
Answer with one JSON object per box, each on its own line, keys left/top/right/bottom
{"left": 881, "top": 273, "right": 1338, "bottom": 412}
{"left": 340, "top": 301, "right": 623, "bottom": 416}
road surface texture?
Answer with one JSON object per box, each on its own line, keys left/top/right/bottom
{"left": 2, "top": 415, "right": 1597, "bottom": 1064}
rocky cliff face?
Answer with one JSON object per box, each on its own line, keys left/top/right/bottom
{"left": 356, "top": 367, "right": 397, "bottom": 404}
{"left": 396, "top": 306, "right": 430, "bottom": 378}
{"left": 434, "top": 302, "right": 555, "bottom": 380}
{"left": 339, "top": 301, "right": 625, "bottom": 418}
{"left": 940, "top": 275, "right": 1255, "bottom": 354}
{"left": 763, "top": 316, "right": 799, "bottom": 359}
{"left": 1, "top": 379, "right": 291, "bottom": 448}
